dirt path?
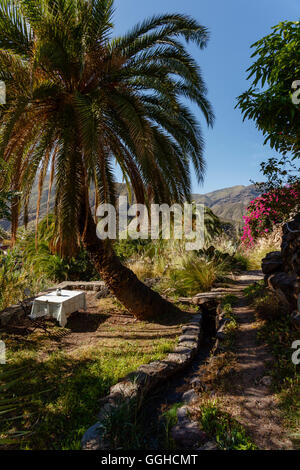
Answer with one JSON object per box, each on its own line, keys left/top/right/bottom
{"left": 220, "top": 271, "right": 293, "bottom": 450}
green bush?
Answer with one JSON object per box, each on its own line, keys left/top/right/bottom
{"left": 0, "top": 249, "right": 50, "bottom": 310}
{"left": 169, "top": 255, "right": 231, "bottom": 295}
{"left": 113, "top": 238, "right": 151, "bottom": 261}
{"left": 18, "top": 216, "right": 100, "bottom": 282}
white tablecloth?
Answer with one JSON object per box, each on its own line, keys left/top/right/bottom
{"left": 30, "top": 290, "right": 87, "bottom": 327}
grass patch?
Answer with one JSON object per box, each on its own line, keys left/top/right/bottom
{"left": 0, "top": 329, "right": 177, "bottom": 450}
{"left": 241, "top": 243, "right": 279, "bottom": 270}
{"left": 196, "top": 401, "right": 257, "bottom": 450}
{"left": 101, "top": 397, "right": 144, "bottom": 450}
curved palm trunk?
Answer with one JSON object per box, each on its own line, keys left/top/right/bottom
{"left": 80, "top": 209, "right": 181, "bottom": 321}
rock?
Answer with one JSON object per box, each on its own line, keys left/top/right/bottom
{"left": 178, "top": 334, "right": 199, "bottom": 344}
{"left": 0, "top": 305, "right": 25, "bottom": 327}
{"left": 291, "top": 311, "right": 300, "bottom": 330}
{"left": 190, "top": 377, "right": 206, "bottom": 390}
{"left": 262, "top": 214, "right": 300, "bottom": 317}
{"left": 176, "top": 406, "right": 190, "bottom": 423}
{"left": 216, "top": 319, "right": 229, "bottom": 340}
{"left": 197, "top": 440, "right": 218, "bottom": 450}
{"left": 282, "top": 214, "right": 300, "bottom": 276}
{"left": 182, "top": 325, "right": 200, "bottom": 334}
{"left": 213, "top": 339, "right": 226, "bottom": 354}
{"left": 109, "top": 381, "right": 139, "bottom": 401}
{"left": 81, "top": 421, "right": 104, "bottom": 450}
{"left": 182, "top": 389, "right": 198, "bottom": 404}
{"left": 268, "top": 272, "right": 299, "bottom": 310}
{"left": 95, "top": 287, "right": 110, "bottom": 299}
{"left": 144, "top": 278, "right": 160, "bottom": 288}
{"left": 216, "top": 331, "right": 226, "bottom": 341}
{"left": 192, "top": 292, "right": 224, "bottom": 304}
{"left": 171, "top": 422, "right": 207, "bottom": 448}
{"left": 262, "top": 251, "right": 283, "bottom": 275}
{"left": 261, "top": 375, "right": 272, "bottom": 387}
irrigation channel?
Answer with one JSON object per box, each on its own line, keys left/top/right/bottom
{"left": 114, "top": 301, "right": 218, "bottom": 450}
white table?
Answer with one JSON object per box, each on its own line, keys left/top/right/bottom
{"left": 30, "top": 290, "right": 87, "bottom": 327}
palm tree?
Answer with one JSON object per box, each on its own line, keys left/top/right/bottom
{"left": 0, "top": 0, "right": 214, "bottom": 320}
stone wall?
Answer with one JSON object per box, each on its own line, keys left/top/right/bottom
{"left": 81, "top": 314, "right": 203, "bottom": 450}
{"left": 262, "top": 213, "right": 300, "bottom": 329}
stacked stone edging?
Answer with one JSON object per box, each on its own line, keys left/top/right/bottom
{"left": 81, "top": 313, "right": 203, "bottom": 450}
{"left": 56, "top": 280, "right": 107, "bottom": 291}
{"left": 262, "top": 213, "right": 300, "bottom": 329}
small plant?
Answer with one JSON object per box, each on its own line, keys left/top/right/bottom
{"left": 101, "top": 399, "right": 143, "bottom": 449}
{"left": 19, "top": 217, "right": 101, "bottom": 283}
{"left": 222, "top": 294, "right": 238, "bottom": 309}
{"left": 243, "top": 281, "right": 265, "bottom": 300}
{"left": 198, "top": 401, "right": 257, "bottom": 450}
{"left": 162, "top": 403, "right": 183, "bottom": 449}
{"left": 114, "top": 238, "right": 151, "bottom": 262}
{"left": 233, "top": 252, "right": 250, "bottom": 271}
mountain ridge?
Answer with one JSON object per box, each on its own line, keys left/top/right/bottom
{"left": 192, "top": 184, "right": 259, "bottom": 224}
{"left": 0, "top": 182, "right": 260, "bottom": 231}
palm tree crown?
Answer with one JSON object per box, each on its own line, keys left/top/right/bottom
{"left": 0, "top": 0, "right": 214, "bottom": 256}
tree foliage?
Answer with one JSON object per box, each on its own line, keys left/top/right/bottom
{"left": 0, "top": 158, "right": 19, "bottom": 220}
{"left": 237, "top": 21, "right": 300, "bottom": 159}
{"left": 0, "top": 0, "right": 214, "bottom": 256}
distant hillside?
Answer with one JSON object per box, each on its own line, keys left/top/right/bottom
{"left": 192, "top": 185, "right": 259, "bottom": 224}
{"left": 0, "top": 182, "right": 259, "bottom": 231}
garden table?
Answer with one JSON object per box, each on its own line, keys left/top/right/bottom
{"left": 30, "top": 290, "right": 87, "bottom": 327}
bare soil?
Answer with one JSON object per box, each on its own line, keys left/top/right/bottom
{"left": 217, "top": 271, "right": 294, "bottom": 450}
{"left": 2, "top": 292, "right": 192, "bottom": 358}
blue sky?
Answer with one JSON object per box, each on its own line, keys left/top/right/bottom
{"left": 112, "top": 0, "right": 298, "bottom": 193}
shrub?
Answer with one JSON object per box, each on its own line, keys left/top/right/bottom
{"left": 241, "top": 184, "right": 299, "bottom": 247}
{"left": 126, "top": 260, "right": 154, "bottom": 280}
{"left": 254, "top": 292, "right": 283, "bottom": 321}
{"left": 233, "top": 252, "right": 250, "bottom": 271}
{"left": 241, "top": 240, "right": 279, "bottom": 270}
{"left": 0, "top": 249, "right": 50, "bottom": 310}
{"left": 169, "top": 254, "right": 231, "bottom": 295}
{"left": 17, "top": 216, "right": 100, "bottom": 283}
{"left": 114, "top": 238, "right": 151, "bottom": 261}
